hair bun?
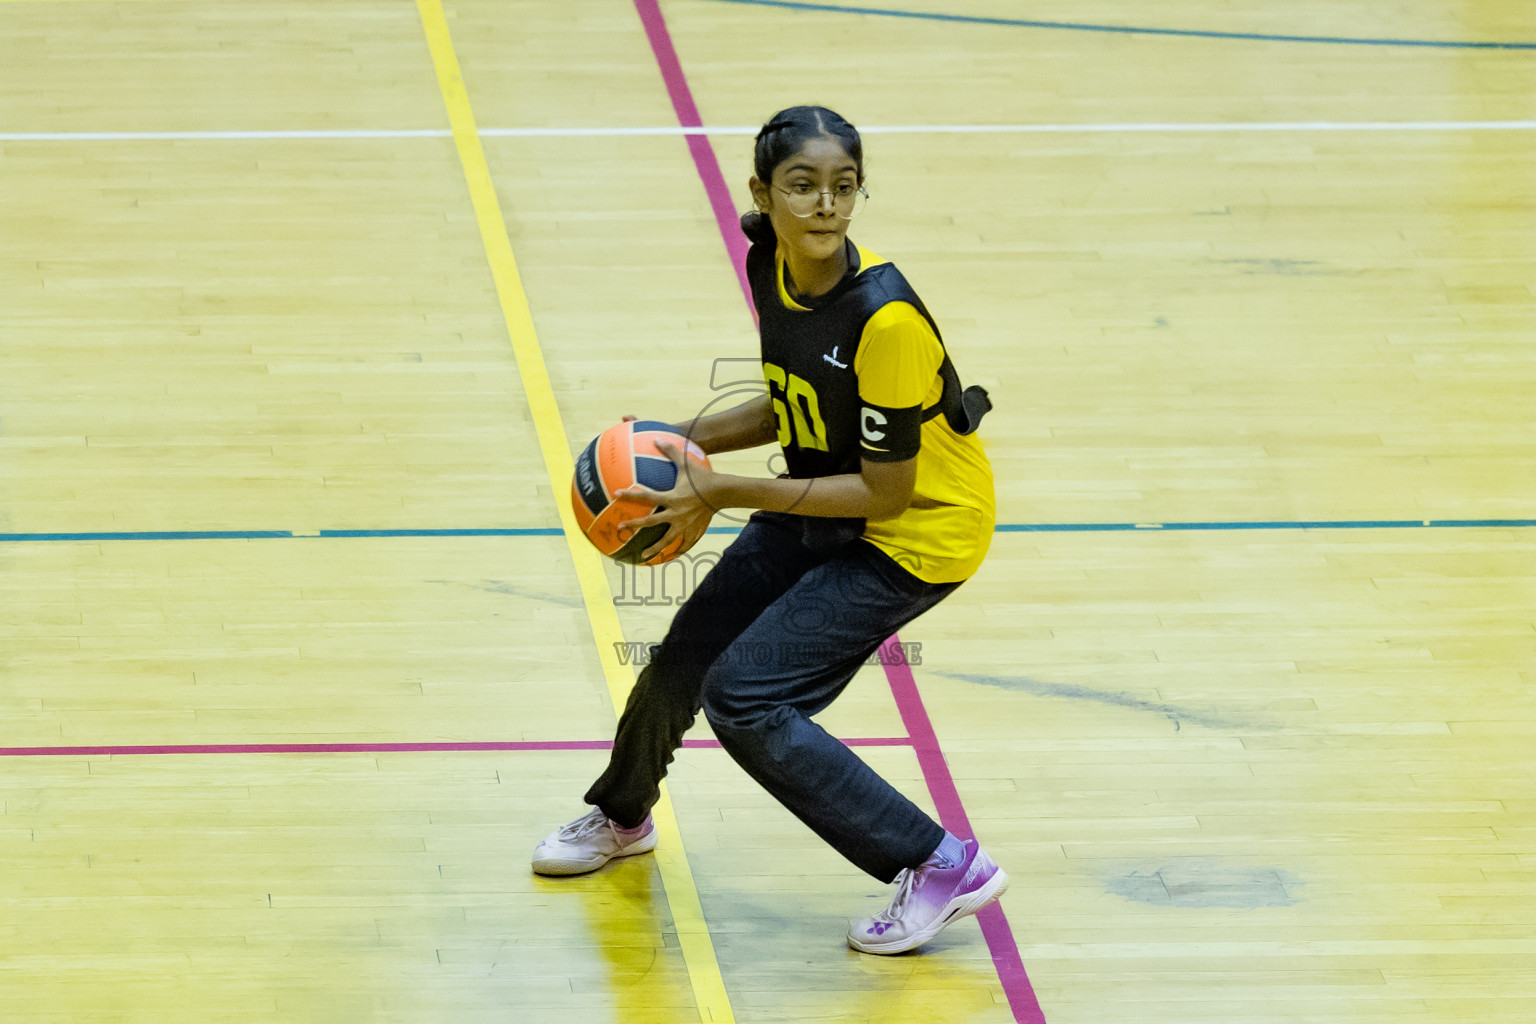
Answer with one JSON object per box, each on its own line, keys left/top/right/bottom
{"left": 739, "top": 210, "right": 773, "bottom": 243}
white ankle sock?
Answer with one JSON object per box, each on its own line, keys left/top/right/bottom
{"left": 927, "top": 832, "right": 966, "bottom": 869}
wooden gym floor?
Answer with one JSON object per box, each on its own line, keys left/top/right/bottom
{"left": 1, "top": 1, "right": 1533, "bottom": 1022}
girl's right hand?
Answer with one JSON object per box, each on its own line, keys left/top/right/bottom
{"left": 615, "top": 439, "right": 718, "bottom": 563}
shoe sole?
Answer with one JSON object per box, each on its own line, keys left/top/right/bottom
{"left": 531, "top": 830, "right": 658, "bottom": 877}
{"left": 847, "top": 867, "right": 1010, "bottom": 955}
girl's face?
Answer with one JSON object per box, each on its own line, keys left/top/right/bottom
{"left": 750, "top": 135, "right": 861, "bottom": 265}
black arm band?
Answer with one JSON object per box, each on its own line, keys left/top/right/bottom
{"left": 858, "top": 401, "right": 922, "bottom": 462}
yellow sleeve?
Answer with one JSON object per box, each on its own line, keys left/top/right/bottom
{"left": 854, "top": 302, "right": 944, "bottom": 408}
{"left": 853, "top": 302, "right": 944, "bottom": 461}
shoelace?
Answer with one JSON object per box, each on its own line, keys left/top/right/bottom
{"left": 557, "top": 808, "right": 609, "bottom": 841}
{"left": 873, "top": 866, "right": 923, "bottom": 923}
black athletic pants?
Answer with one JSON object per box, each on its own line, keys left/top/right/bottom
{"left": 585, "top": 510, "right": 960, "bottom": 883}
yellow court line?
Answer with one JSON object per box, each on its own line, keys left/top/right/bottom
{"left": 413, "top": 2, "right": 735, "bottom": 1022}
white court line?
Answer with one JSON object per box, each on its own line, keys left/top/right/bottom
{"left": 862, "top": 120, "right": 1536, "bottom": 133}
{"left": 3, "top": 121, "right": 1536, "bottom": 142}
{"left": 0, "top": 128, "right": 454, "bottom": 141}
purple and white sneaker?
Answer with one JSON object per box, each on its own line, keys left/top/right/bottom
{"left": 532, "top": 807, "right": 657, "bottom": 876}
{"left": 848, "top": 840, "right": 1009, "bottom": 954}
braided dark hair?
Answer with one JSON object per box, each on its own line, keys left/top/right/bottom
{"left": 742, "top": 105, "right": 864, "bottom": 242}
{"left": 753, "top": 105, "right": 863, "bottom": 186}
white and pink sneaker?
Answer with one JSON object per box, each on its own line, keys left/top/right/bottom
{"left": 848, "top": 839, "right": 1009, "bottom": 954}
{"left": 531, "top": 807, "right": 657, "bottom": 876}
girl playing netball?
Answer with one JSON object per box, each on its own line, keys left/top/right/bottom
{"left": 533, "top": 105, "right": 1005, "bottom": 955}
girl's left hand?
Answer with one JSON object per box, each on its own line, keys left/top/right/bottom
{"left": 616, "top": 439, "right": 718, "bottom": 562}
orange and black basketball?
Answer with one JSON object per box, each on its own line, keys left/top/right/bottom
{"left": 570, "top": 419, "right": 711, "bottom": 566}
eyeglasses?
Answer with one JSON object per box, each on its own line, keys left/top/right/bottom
{"left": 775, "top": 182, "right": 869, "bottom": 220}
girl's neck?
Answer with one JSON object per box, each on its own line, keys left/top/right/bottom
{"left": 782, "top": 240, "right": 849, "bottom": 301}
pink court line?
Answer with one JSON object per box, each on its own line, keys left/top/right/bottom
{"left": 632, "top": 0, "right": 754, "bottom": 312}
{"left": 632, "top": 3, "right": 1047, "bottom": 1021}
{"left": 0, "top": 737, "right": 912, "bottom": 758}
{"left": 882, "top": 638, "right": 1046, "bottom": 1023}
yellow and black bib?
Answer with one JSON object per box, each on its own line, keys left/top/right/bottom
{"left": 746, "top": 237, "right": 990, "bottom": 480}
{"left": 744, "top": 231, "right": 998, "bottom": 583}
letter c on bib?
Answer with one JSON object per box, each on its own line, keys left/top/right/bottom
{"left": 861, "top": 406, "right": 888, "bottom": 442}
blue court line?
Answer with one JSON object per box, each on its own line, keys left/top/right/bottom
{"left": 0, "top": 531, "right": 298, "bottom": 542}
{"left": 703, "top": 0, "right": 1536, "bottom": 50}
{"left": 995, "top": 519, "right": 1536, "bottom": 532}
{"left": 3, "top": 520, "right": 1533, "bottom": 542}
{"left": 318, "top": 528, "right": 563, "bottom": 538}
